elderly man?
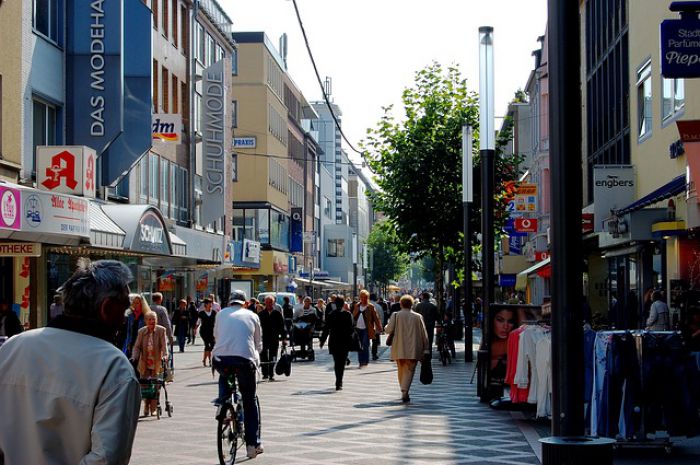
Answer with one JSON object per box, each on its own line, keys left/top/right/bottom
{"left": 0, "top": 259, "right": 140, "bottom": 464}
{"left": 258, "top": 296, "right": 286, "bottom": 381}
{"left": 352, "top": 290, "right": 383, "bottom": 367}
{"left": 151, "top": 292, "right": 173, "bottom": 345}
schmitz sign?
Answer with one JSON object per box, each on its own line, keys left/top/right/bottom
{"left": 36, "top": 146, "right": 96, "bottom": 198}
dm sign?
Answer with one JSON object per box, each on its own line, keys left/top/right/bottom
{"left": 661, "top": 10, "right": 700, "bottom": 78}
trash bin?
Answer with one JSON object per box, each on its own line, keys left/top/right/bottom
{"left": 539, "top": 436, "right": 615, "bottom": 465}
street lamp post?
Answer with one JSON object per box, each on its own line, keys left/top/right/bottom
{"left": 462, "top": 125, "right": 474, "bottom": 363}
{"left": 352, "top": 233, "right": 358, "bottom": 299}
{"left": 477, "top": 26, "right": 495, "bottom": 401}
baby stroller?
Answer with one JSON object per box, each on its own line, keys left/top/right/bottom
{"left": 290, "top": 312, "right": 317, "bottom": 361}
{"left": 139, "top": 360, "right": 173, "bottom": 419}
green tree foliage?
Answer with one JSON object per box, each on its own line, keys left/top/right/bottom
{"left": 367, "top": 221, "right": 409, "bottom": 293}
{"left": 363, "top": 63, "right": 523, "bottom": 302}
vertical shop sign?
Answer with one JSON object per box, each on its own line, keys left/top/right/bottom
{"left": 201, "top": 60, "right": 226, "bottom": 226}
{"left": 290, "top": 207, "right": 303, "bottom": 253}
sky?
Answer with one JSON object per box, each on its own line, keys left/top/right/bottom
{"left": 225, "top": 0, "right": 548, "bottom": 164}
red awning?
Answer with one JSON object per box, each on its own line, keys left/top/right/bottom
{"left": 537, "top": 264, "right": 551, "bottom": 278}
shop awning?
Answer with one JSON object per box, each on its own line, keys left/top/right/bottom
{"left": 616, "top": 174, "right": 686, "bottom": 215}
{"left": 317, "top": 279, "right": 352, "bottom": 290}
{"left": 515, "top": 257, "right": 551, "bottom": 291}
{"left": 294, "top": 277, "right": 331, "bottom": 288}
{"left": 89, "top": 202, "right": 126, "bottom": 249}
{"left": 169, "top": 232, "right": 187, "bottom": 257}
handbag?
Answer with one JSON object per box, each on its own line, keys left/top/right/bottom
{"left": 420, "top": 355, "right": 433, "bottom": 385}
{"left": 386, "top": 312, "right": 398, "bottom": 346}
{"left": 275, "top": 346, "right": 292, "bottom": 377}
{"left": 350, "top": 328, "right": 363, "bottom": 352}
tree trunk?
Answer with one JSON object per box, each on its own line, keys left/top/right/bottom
{"left": 435, "top": 248, "right": 446, "bottom": 313}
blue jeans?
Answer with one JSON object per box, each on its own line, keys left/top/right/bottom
{"left": 357, "top": 329, "right": 370, "bottom": 365}
{"left": 213, "top": 356, "right": 259, "bottom": 447}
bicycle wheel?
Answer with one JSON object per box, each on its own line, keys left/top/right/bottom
{"left": 217, "top": 404, "right": 243, "bottom": 465}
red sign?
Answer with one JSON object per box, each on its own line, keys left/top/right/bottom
{"left": 36, "top": 146, "right": 96, "bottom": 198}
{"left": 677, "top": 120, "right": 700, "bottom": 143}
{"left": 535, "top": 251, "right": 550, "bottom": 261}
{"left": 582, "top": 213, "right": 594, "bottom": 234}
{"left": 41, "top": 151, "right": 78, "bottom": 190}
{"left": 514, "top": 218, "right": 538, "bottom": 232}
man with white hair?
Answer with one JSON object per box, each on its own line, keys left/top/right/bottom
{"left": 0, "top": 259, "right": 140, "bottom": 464}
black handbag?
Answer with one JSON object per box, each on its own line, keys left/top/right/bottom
{"left": 420, "top": 356, "right": 433, "bottom": 385}
{"left": 275, "top": 347, "right": 292, "bottom": 377}
{"left": 349, "top": 329, "right": 363, "bottom": 352}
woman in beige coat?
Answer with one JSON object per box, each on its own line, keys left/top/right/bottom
{"left": 131, "top": 311, "right": 168, "bottom": 416}
{"left": 384, "top": 294, "right": 429, "bottom": 403}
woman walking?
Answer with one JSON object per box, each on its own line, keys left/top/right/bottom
{"left": 131, "top": 311, "right": 168, "bottom": 416}
{"left": 384, "top": 295, "right": 429, "bottom": 403}
{"left": 320, "top": 297, "right": 354, "bottom": 390}
{"left": 198, "top": 297, "right": 217, "bottom": 366}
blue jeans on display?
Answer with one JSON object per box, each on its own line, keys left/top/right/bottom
{"left": 357, "top": 329, "right": 370, "bottom": 365}
{"left": 592, "top": 333, "right": 610, "bottom": 436}
{"left": 213, "top": 356, "right": 260, "bottom": 447}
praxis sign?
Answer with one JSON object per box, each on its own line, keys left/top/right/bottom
{"left": 201, "top": 60, "right": 227, "bottom": 226}
{"left": 661, "top": 2, "right": 700, "bottom": 78}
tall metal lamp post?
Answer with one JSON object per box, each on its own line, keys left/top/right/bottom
{"left": 477, "top": 26, "right": 495, "bottom": 401}
{"left": 462, "top": 125, "right": 474, "bottom": 363}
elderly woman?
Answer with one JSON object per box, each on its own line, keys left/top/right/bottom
{"left": 119, "top": 293, "right": 152, "bottom": 358}
{"left": 384, "top": 294, "right": 429, "bottom": 403}
{"left": 131, "top": 311, "right": 168, "bottom": 416}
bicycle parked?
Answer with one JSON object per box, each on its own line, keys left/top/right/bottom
{"left": 215, "top": 368, "right": 261, "bottom": 465}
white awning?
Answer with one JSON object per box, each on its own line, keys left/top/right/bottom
{"left": 317, "top": 279, "right": 352, "bottom": 290}
{"left": 515, "top": 257, "right": 551, "bottom": 291}
{"left": 89, "top": 202, "right": 126, "bottom": 249}
{"left": 294, "top": 277, "right": 331, "bottom": 288}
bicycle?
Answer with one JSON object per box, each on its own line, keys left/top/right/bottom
{"left": 215, "top": 368, "right": 261, "bottom": 465}
{"left": 435, "top": 324, "right": 453, "bottom": 366}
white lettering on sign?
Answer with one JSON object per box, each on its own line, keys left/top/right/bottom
{"left": 90, "top": 0, "right": 105, "bottom": 136}
{"left": 204, "top": 69, "right": 225, "bottom": 195}
{"left": 140, "top": 223, "right": 164, "bottom": 245}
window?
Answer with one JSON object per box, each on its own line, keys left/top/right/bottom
{"left": 152, "top": 0, "right": 159, "bottom": 29}
{"left": 231, "top": 48, "right": 238, "bottom": 75}
{"left": 662, "top": 78, "right": 684, "bottom": 121}
{"left": 152, "top": 60, "right": 159, "bottom": 113}
{"left": 161, "top": 158, "right": 170, "bottom": 215}
{"left": 180, "top": 5, "right": 188, "bottom": 54}
{"left": 232, "top": 100, "right": 237, "bottom": 128}
{"left": 162, "top": 67, "right": 169, "bottom": 113}
{"left": 32, "top": 98, "right": 57, "bottom": 175}
{"left": 194, "top": 92, "right": 201, "bottom": 133}
{"left": 172, "top": 0, "right": 178, "bottom": 47}
{"left": 181, "top": 81, "right": 188, "bottom": 127}
{"left": 139, "top": 157, "right": 148, "bottom": 203}
{"left": 33, "top": 0, "right": 59, "bottom": 43}
{"left": 207, "top": 34, "right": 216, "bottom": 66}
{"left": 327, "top": 239, "right": 345, "bottom": 257}
{"left": 172, "top": 75, "right": 179, "bottom": 114}
{"left": 270, "top": 210, "right": 290, "bottom": 250}
{"left": 637, "top": 61, "right": 652, "bottom": 139}
{"left": 148, "top": 153, "right": 158, "bottom": 204}
{"left": 162, "top": 0, "right": 169, "bottom": 38}
{"left": 196, "top": 24, "right": 205, "bottom": 63}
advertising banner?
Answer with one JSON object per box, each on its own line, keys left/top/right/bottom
{"left": 593, "top": 165, "right": 635, "bottom": 232}
{"left": 514, "top": 218, "right": 538, "bottom": 233}
{"left": 290, "top": 207, "right": 303, "bottom": 253}
{"left": 22, "top": 191, "right": 89, "bottom": 237}
{"left": 505, "top": 182, "right": 538, "bottom": 213}
{"left": 201, "top": 60, "right": 227, "bottom": 226}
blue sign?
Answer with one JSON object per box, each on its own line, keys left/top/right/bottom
{"left": 290, "top": 207, "right": 303, "bottom": 253}
{"left": 499, "top": 274, "right": 517, "bottom": 288}
{"left": 509, "top": 236, "right": 522, "bottom": 255}
{"left": 66, "top": 0, "right": 124, "bottom": 155}
{"left": 504, "top": 218, "right": 528, "bottom": 237}
{"left": 99, "top": 0, "right": 152, "bottom": 186}
{"left": 661, "top": 16, "right": 700, "bottom": 78}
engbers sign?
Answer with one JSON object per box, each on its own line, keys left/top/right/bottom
{"left": 201, "top": 60, "right": 227, "bottom": 226}
{"left": 592, "top": 165, "right": 635, "bottom": 233}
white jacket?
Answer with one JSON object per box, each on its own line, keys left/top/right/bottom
{"left": 0, "top": 326, "right": 141, "bottom": 465}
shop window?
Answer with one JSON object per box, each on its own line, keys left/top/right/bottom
{"left": 33, "top": 0, "right": 60, "bottom": 44}
{"left": 662, "top": 78, "right": 684, "bottom": 122}
{"left": 32, "top": 98, "right": 58, "bottom": 177}
{"left": 637, "top": 61, "right": 652, "bottom": 140}
{"left": 270, "top": 210, "right": 289, "bottom": 250}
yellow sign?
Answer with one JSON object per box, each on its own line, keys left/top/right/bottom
{"left": 0, "top": 242, "right": 41, "bottom": 257}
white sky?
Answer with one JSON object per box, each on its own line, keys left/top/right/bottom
{"left": 225, "top": 0, "right": 548, "bottom": 163}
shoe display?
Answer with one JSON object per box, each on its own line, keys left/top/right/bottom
{"left": 246, "top": 445, "right": 258, "bottom": 459}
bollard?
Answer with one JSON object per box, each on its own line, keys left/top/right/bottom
{"left": 540, "top": 436, "right": 615, "bottom": 465}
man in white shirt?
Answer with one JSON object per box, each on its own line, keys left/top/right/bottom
{"left": 0, "top": 259, "right": 140, "bottom": 465}
{"left": 212, "top": 290, "right": 263, "bottom": 459}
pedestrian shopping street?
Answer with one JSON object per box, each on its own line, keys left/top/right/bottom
{"left": 129, "top": 337, "right": 700, "bottom": 465}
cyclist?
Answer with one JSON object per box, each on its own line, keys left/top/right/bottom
{"left": 212, "top": 290, "right": 263, "bottom": 459}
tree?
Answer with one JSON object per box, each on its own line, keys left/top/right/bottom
{"left": 363, "top": 62, "right": 522, "bottom": 307}
{"left": 366, "top": 221, "right": 409, "bottom": 294}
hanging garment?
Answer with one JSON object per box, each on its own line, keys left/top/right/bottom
{"left": 535, "top": 334, "right": 551, "bottom": 418}
{"left": 505, "top": 326, "right": 529, "bottom": 403}
{"left": 515, "top": 325, "right": 546, "bottom": 404}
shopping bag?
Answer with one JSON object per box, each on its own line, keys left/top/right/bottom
{"left": 275, "top": 348, "right": 292, "bottom": 377}
{"left": 420, "top": 357, "right": 433, "bottom": 385}
{"left": 350, "top": 329, "right": 363, "bottom": 352}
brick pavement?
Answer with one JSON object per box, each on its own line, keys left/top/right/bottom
{"left": 130, "top": 337, "right": 541, "bottom": 465}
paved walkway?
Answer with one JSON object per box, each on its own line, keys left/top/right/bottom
{"left": 130, "top": 337, "right": 540, "bottom": 465}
